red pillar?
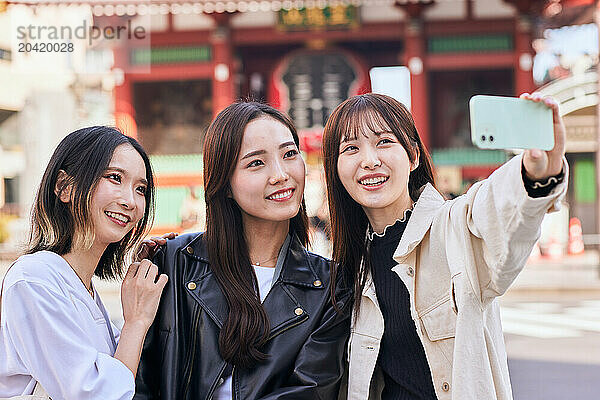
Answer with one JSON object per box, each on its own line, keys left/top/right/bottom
{"left": 403, "top": 19, "right": 430, "bottom": 149}
{"left": 514, "top": 15, "right": 535, "bottom": 95}
{"left": 112, "top": 44, "right": 137, "bottom": 138}
{"left": 210, "top": 14, "right": 236, "bottom": 117}
{"left": 395, "top": 1, "right": 433, "bottom": 149}
{"left": 502, "top": 0, "right": 542, "bottom": 95}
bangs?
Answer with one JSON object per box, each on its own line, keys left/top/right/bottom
{"left": 335, "top": 96, "right": 412, "bottom": 148}
{"left": 340, "top": 107, "right": 394, "bottom": 142}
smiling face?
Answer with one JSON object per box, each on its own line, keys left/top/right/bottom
{"left": 336, "top": 115, "right": 417, "bottom": 218}
{"left": 229, "top": 117, "right": 305, "bottom": 226}
{"left": 87, "top": 143, "right": 148, "bottom": 247}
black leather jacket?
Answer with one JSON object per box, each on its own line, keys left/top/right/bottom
{"left": 134, "top": 233, "right": 351, "bottom": 400}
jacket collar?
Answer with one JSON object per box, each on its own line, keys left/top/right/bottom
{"left": 185, "top": 233, "right": 321, "bottom": 287}
{"left": 392, "top": 183, "right": 445, "bottom": 262}
{"left": 278, "top": 235, "right": 322, "bottom": 288}
{"left": 183, "top": 232, "right": 321, "bottom": 330}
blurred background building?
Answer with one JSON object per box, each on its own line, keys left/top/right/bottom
{"left": 0, "top": 0, "right": 597, "bottom": 258}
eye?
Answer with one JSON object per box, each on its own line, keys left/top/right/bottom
{"left": 284, "top": 149, "right": 298, "bottom": 158}
{"left": 136, "top": 185, "right": 147, "bottom": 195}
{"left": 378, "top": 138, "right": 395, "bottom": 145}
{"left": 247, "top": 159, "right": 264, "bottom": 168}
{"left": 340, "top": 145, "right": 358, "bottom": 154}
{"left": 105, "top": 172, "right": 122, "bottom": 183}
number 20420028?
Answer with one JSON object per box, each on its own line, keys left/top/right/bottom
{"left": 18, "top": 42, "right": 74, "bottom": 53}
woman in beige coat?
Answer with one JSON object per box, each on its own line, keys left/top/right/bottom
{"left": 322, "top": 92, "right": 567, "bottom": 400}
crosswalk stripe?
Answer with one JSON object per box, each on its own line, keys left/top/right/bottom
{"left": 501, "top": 307, "right": 600, "bottom": 332}
{"left": 500, "top": 319, "right": 582, "bottom": 338}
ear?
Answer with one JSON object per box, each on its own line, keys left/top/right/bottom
{"left": 410, "top": 147, "right": 420, "bottom": 172}
{"left": 54, "top": 170, "right": 73, "bottom": 203}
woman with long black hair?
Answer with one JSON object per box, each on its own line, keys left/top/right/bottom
{"left": 134, "top": 101, "right": 351, "bottom": 400}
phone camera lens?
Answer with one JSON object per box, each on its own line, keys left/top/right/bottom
{"left": 481, "top": 135, "right": 486, "bottom": 141}
{"left": 489, "top": 136, "right": 494, "bottom": 142}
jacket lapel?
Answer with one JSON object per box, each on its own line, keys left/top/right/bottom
{"left": 393, "top": 184, "right": 445, "bottom": 262}
{"left": 263, "top": 235, "right": 321, "bottom": 338}
{"left": 182, "top": 234, "right": 229, "bottom": 329}
{"left": 188, "top": 270, "right": 229, "bottom": 328}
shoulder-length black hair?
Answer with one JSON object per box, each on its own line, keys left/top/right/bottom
{"left": 322, "top": 93, "right": 436, "bottom": 312}
{"left": 27, "top": 126, "right": 155, "bottom": 280}
{"left": 203, "top": 100, "right": 309, "bottom": 368}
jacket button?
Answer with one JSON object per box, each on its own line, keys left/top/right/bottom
{"left": 407, "top": 266, "right": 415, "bottom": 277}
{"left": 186, "top": 246, "right": 194, "bottom": 255}
{"left": 187, "top": 281, "right": 197, "bottom": 290}
{"left": 294, "top": 307, "right": 304, "bottom": 316}
{"left": 442, "top": 381, "right": 450, "bottom": 392}
{"left": 313, "top": 280, "right": 322, "bottom": 287}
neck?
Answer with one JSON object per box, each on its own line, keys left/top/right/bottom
{"left": 364, "top": 194, "right": 413, "bottom": 235}
{"left": 243, "top": 217, "right": 290, "bottom": 267}
{"left": 62, "top": 242, "right": 106, "bottom": 291}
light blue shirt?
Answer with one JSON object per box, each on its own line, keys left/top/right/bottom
{"left": 0, "top": 251, "right": 134, "bottom": 399}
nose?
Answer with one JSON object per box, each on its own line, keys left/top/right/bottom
{"left": 269, "top": 159, "right": 289, "bottom": 185}
{"left": 360, "top": 145, "right": 381, "bottom": 170}
{"left": 119, "top": 187, "right": 136, "bottom": 210}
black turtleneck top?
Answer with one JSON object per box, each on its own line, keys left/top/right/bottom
{"left": 368, "top": 210, "right": 438, "bottom": 400}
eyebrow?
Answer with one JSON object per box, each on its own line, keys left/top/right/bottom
{"left": 106, "top": 167, "right": 148, "bottom": 186}
{"left": 240, "top": 141, "right": 297, "bottom": 160}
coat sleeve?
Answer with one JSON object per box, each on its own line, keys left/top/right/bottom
{"left": 2, "top": 280, "right": 135, "bottom": 400}
{"left": 451, "top": 153, "right": 568, "bottom": 303}
{"left": 256, "top": 274, "right": 352, "bottom": 400}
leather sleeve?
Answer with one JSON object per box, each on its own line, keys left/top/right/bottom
{"left": 133, "top": 246, "right": 167, "bottom": 400}
{"left": 257, "top": 270, "right": 353, "bottom": 400}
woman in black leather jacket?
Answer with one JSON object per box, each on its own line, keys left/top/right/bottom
{"left": 134, "top": 101, "right": 352, "bottom": 400}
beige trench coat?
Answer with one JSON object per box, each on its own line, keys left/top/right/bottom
{"left": 345, "top": 154, "right": 568, "bottom": 400}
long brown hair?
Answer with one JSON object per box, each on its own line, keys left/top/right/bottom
{"left": 322, "top": 93, "right": 436, "bottom": 312}
{"left": 203, "top": 101, "right": 309, "bottom": 368}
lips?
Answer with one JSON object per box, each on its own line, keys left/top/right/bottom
{"left": 266, "top": 188, "right": 295, "bottom": 201}
{"left": 104, "top": 211, "right": 131, "bottom": 227}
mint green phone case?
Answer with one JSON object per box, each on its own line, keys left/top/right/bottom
{"left": 469, "top": 95, "right": 554, "bottom": 151}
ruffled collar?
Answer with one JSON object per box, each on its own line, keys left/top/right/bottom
{"left": 366, "top": 206, "right": 413, "bottom": 241}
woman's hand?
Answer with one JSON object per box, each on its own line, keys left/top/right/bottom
{"left": 114, "top": 260, "right": 168, "bottom": 377}
{"left": 120, "top": 259, "right": 168, "bottom": 330}
{"left": 520, "top": 92, "right": 566, "bottom": 180}
{"left": 135, "top": 232, "right": 178, "bottom": 262}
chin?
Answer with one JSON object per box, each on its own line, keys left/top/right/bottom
{"left": 267, "top": 208, "right": 300, "bottom": 222}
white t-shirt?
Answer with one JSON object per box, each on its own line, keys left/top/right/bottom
{"left": 0, "top": 251, "right": 134, "bottom": 399}
{"left": 213, "top": 265, "right": 276, "bottom": 400}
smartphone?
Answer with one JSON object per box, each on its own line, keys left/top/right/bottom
{"left": 469, "top": 95, "right": 554, "bottom": 151}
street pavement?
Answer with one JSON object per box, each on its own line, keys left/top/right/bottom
{"left": 500, "top": 292, "right": 600, "bottom": 400}
{"left": 509, "top": 358, "right": 600, "bottom": 400}
{"left": 1, "top": 253, "right": 599, "bottom": 398}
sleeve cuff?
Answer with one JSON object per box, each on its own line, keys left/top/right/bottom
{"left": 522, "top": 166, "right": 565, "bottom": 198}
